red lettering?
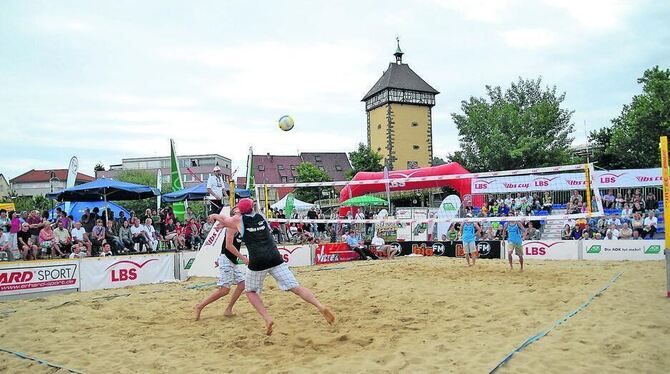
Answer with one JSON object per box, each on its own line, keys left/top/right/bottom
{"left": 475, "top": 183, "right": 488, "bottom": 189}
{"left": 282, "top": 253, "right": 289, "bottom": 262}
{"left": 524, "top": 247, "right": 547, "bottom": 256}
{"left": 128, "top": 268, "right": 137, "bottom": 280}
{"left": 535, "top": 180, "right": 548, "bottom": 187}
{"left": 411, "top": 244, "right": 434, "bottom": 256}
{"left": 111, "top": 268, "right": 137, "bottom": 282}
{"left": 0, "top": 271, "right": 33, "bottom": 284}
{"left": 601, "top": 176, "right": 616, "bottom": 184}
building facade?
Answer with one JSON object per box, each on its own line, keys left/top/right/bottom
{"left": 9, "top": 169, "right": 95, "bottom": 197}
{"left": 362, "top": 40, "right": 439, "bottom": 170}
{"left": 97, "top": 154, "right": 232, "bottom": 188}
{"left": 0, "top": 174, "right": 9, "bottom": 198}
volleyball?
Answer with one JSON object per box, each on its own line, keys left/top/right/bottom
{"left": 278, "top": 115, "right": 295, "bottom": 131}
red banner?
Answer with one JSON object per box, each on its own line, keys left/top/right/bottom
{"left": 314, "top": 243, "right": 359, "bottom": 265}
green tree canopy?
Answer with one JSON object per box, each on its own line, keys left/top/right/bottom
{"left": 449, "top": 77, "right": 576, "bottom": 172}
{"left": 295, "top": 162, "right": 332, "bottom": 203}
{"left": 115, "top": 170, "right": 169, "bottom": 215}
{"left": 432, "top": 156, "right": 447, "bottom": 166}
{"left": 590, "top": 66, "right": 670, "bottom": 169}
{"left": 348, "top": 142, "right": 383, "bottom": 179}
{"left": 94, "top": 162, "right": 106, "bottom": 172}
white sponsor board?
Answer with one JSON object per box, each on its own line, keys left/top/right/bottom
{"left": 471, "top": 168, "right": 662, "bottom": 193}
{"left": 582, "top": 240, "right": 665, "bottom": 261}
{"left": 178, "top": 251, "right": 198, "bottom": 280}
{"left": 276, "top": 245, "right": 313, "bottom": 267}
{"left": 0, "top": 261, "right": 80, "bottom": 296}
{"left": 80, "top": 254, "right": 175, "bottom": 291}
{"left": 519, "top": 240, "right": 579, "bottom": 260}
{"left": 190, "top": 224, "right": 227, "bottom": 278}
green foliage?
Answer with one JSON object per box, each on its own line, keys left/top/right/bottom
{"left": 449, "top": 77, "right": 576, "bottom": 172}
{"left": 94, "top": 162, "right": 106, "bottom": 172}
{"left": 432, "top": 156, "right": 447, "bottom": 166}
{"left": 590, "top": 66, "right": 670, "bottom": 169}
{"left": 348, "top": 142, "right": 383, "bottom": 178}
{"left": 295, "top": 162, "right": 332, "bottom": 203}
{"left": 14, "top": 195, "right": 51, "bottom": 213}
{"left": 115, "top": 170, "right": 163, "bottom": 215}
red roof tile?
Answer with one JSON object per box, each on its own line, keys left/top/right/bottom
{"left": 10, "top": 169, "right": 95, "bottom": 184}
{"left": 300, "top": 152, "right": 352, "bottom": 181}
{"left": 252, "top": 155, "right": 302, "bottom": 184}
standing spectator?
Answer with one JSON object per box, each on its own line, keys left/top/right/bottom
{"left": 185, "top": 207, "right": 197, "bottom": 222}
{"left": 70, "top": 221, "right": 92, "bottom": 256}
{"left": 26, "top": 210, "right": 43, "bottom": 245}
{"left": 207, "top": 165, "right": 228, "bottom": 214}
{"left": 116, "top": 211, "right": 128, "bottom": 226}
{"left": 17, "top": 223, "right": 38, "bottom": 260}
{"left": 39, "top": 224, "right": 64, "bottom": 258}
{"left": 80, "top": 213, "right": 94, "bottom": 234}
{"left": 118, "top": 220, "right": 134, "bottom": 252}
{"left": 105, "top": 220, "right": 124, "bottom": 255}
{"left": 53, "top": 221, "right": 72, "bottom": 254}
{"left": 130, "top": 218, "right": 149, "bottom": 252}
{"left": 642, "top": 211, "right": 658, "bottom": 239}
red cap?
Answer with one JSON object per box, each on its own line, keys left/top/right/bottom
{"left": 238, "top": 198, "right": 253, "bottom": 214}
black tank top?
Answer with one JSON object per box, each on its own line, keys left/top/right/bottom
{"left": 241, "top": 213, "right": 283, "bottom": 271}
{"left": 220, "top": 231, "right": 243, "bottom": 264}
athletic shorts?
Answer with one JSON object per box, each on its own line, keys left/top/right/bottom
{"left": 217, "top": 254, "right": 245, "bottom": 288}
{"left": 245, "top": 262, "right": 299, "bottom": 294}
{"left": 508, "top": 242, "right": 523, "bottom": 256}
{"left": 463, "top": 241, "right": 476, "bottom": 255}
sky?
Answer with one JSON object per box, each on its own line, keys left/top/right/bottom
{"left": 1, "top": 0, "right": 669, "bottom": 181}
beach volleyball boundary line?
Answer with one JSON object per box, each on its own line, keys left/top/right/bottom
{"left": 489, "top": 271, "right": 624, "bottom": 373}
{"left": 0, "top": 347, "right": 85, "bottom": 374}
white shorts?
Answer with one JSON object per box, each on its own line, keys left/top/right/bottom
{"left": 463, "top": 241, "right": 477, "bottom": 255}
{"left": 245, "top": 262, "right": 299, "bottom": 294}
{"left": 217, "top": 255, "right": 245, "bottom": 288}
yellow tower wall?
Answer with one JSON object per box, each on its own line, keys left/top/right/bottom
{"left": 388, "top": 103, "right": 432, "bottom": 170}
{"left": 368, "top": 105, "right": 391, "bottom": 165}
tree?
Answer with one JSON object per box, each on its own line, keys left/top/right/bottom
{"left": 348, "top": 143, "right": 383, "bottom": 179}
{"left": 449, "top": 77, "right": 576, "bottom": 172}
{"left": 116, "top": 170, "right": 162, "bottom": 214}
{"left": 590, "top": 66, "right": 670, "bottom": 169}
{"left": 94, "top": 162, "right": 106, "bottom": 172}
{"left": 432, "top": 156, "right": 447, "bottom": 166}
{"left": 295, "top": 162, "right": 332, "bottom": 203}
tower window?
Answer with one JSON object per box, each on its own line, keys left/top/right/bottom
{"left": 258, "top": 165, "right": 265, "bottom": 171}
{"left": 315, "top": 156, "right": 322, "bottom": 162}
{"left": 377, "top": 147, "right": 382, "bottom": 152}
{"left": 377, "top": 124, "right": 382, "bottom": 129}
{"left": 335, "top": 165, "right": 342, "bottom": 171}
{"left": 411, "top": 122, "right": 418, "bottom": 127}
{"left": 413, "top": 145, "right": 420, "bottom": 150}
{"left": 277, "top": 165, "right": 284, "bottom": 170}
{"left": 281, "top": 176, "right": 288, "bottom": 183}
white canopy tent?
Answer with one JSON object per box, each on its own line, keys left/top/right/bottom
{"left": 271, "top": 194, "right": 315, "bottom": 211}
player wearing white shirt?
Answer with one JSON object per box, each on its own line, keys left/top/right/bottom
{"left": 370, "top": 235, "right": 398, "bottom": 260}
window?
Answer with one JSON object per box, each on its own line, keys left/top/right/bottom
{"left": 258, "top": 165, "right": 265, "bottom": 171}
{"left": 281, "top": 176, "right": 288, "bottom": 183}
{"left": 377, "top": 147, "right": 382, "bottom": 152}
{"left": 315, "top": 156, "right": 322, "bottom": 162}
{"left": 277, "top": 165, "right": 284, "bottom": 170}
{"left": 377, "top": 124, "right": 382, "bottom": 129}
{"left": 290, "top": 165, "right": 296, "bottom": 170}
{"left": 335, "top": 165, "right": 342, "bottom": 171}
{"left": 190, "top": 159, "right": 199, "bottom": 167}
{"left": 413, "top": 145, "right": 420, "bottom": 150}
{"left": 183, "top": 174, "right": 192, "bottom": 182}
{"left": 407, "top": 161, "right": 419, "bottom": 169}
{"left": 411, "top": 122, "right": 418, "bottom": 127}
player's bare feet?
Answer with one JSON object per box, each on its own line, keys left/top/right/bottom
{"left": 194, "top": 304, "right": 203, "bottom": 321}
{"left": 320, "top": 307, "right": 335, "bottom": 325}
{"left": 224, "top": 309, "right": 234, "bottom": 317}
{"left": 265, "top": 318, "right": 274, "bottom": 336}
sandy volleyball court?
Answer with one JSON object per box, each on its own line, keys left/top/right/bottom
{"left": 1, "top": 257, "right": 668, "bottom": 373}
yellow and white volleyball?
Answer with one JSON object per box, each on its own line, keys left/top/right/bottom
{"left": 278, "top": 115, "right": 295, "bottom": 131}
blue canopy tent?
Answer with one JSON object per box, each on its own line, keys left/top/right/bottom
{"left": 46, "top": 178, "right": 161, "bottom": 202}
{"left": 50, "top": 201, "right": 130, "bottom": 221}
{"left": 161, "top": 182, "right": 250, "bottom": 203}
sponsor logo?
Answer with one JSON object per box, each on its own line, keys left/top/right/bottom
{"left": 0, "top": 264, "right": 78, "bottom": 292}
{"left": 278, "top": 246, "right": 303, "bottom": 262}
{"left": 587, "top": 245, "right": 601, "bottom": 254}
{"left": 106, "top": 259, "right": 157, "bottom": 282}
{"left": 523, "top": 241, "right": 563, "bottom": 256}
{"left": 532, "top": 176, "right": 558, "bottom": 187}
{"left": 473, "top": 179, "right": 493, "bottom": 190}
{"left": 432, "top": 243, "right": 445, "bottom": 256}
{"left": 636, "top": 176, "right": 662, "bottom": 183}
{"left": 411, "top": 243, "right": 434, "bottom": 256}
{"left": 316, "top": 253, "right": 340, "bottom": 263}
{"left": 599, "top": 173, "right": 625, "bottom": 184}
{"left": 184, "top": 258, "right": 194, "bottom": 270}
{"left": 644, "top": 245, "right": 661, "bottom": 254}
{"left": 441, "top": 203, "right": 457, "bottom": 211}
{"left": 204, "top": 226, "right": 224, "bottom": 246}
{"left": 476, "top": 242, "right": 491, "bottom": 256}
{"left": 502, "top": 182, "right": 529, "bottom": 189}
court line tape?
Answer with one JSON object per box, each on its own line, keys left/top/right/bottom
{"left": 0, "top": 347, "right": 85, "bottom": 374}
{"left": 489, "top": 271, "right": 623, "bottom": 373}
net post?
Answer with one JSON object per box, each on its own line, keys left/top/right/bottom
{"left": 584, "top": 163, "right": 592, "bottom": 218}
{"left": 264, "top": 184, "right": 270, "bottom": 216}
{"left": 659, "top": 136, "right": 670, "bottom": 298}
{"left": 229, "top": 180, "right": 235, "bottom": 208}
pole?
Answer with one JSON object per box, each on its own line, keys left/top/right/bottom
{"left": 264, "top": 184, "right": 269, "bottom": 216}
{"left": 229, "top": 180, "right": 235, "bottom": 208}
{"left": 584, "top": 163, "right": 592, "bottom": 217}
{"left": 659, "top": 136, "right": 670, "bottom": 298}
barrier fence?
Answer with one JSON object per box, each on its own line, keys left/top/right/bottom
{"left": 0, "top": 240, "right": 664, "bottom": 299}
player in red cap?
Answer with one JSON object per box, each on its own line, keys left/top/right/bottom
{"left": 209, "top": 198, "right": 335, "bottom": 335}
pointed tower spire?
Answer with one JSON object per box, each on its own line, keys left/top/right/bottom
{"left": 394, "top": 37, "right": 404, "bottom": 64}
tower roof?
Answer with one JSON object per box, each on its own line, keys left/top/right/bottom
{"left": 362, "top": 62, "right": 439, "bottom": 101}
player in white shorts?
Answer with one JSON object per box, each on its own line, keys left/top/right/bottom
{"left": 194, "top": 207, "right": 246, "bottom": 321}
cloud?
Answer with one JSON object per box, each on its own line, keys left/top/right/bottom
{"left": 500, "top": 28, "right": 557, "bottom": 49}
{"left": 542, "top": 0, "right": 636, "bottom": 31}
{"left": 428, "top": 0, "right": 515, "bottom": 23}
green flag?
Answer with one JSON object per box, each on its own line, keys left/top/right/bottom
{"left": 285, "top": 193, "right": 295, "bottom": 218}
{"left": 170, "top": 139, "right": 186, "bottom": 221}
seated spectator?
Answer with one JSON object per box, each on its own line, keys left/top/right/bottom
{"left": 53, "top": 220, "right": 72, "bottom": 253}
{"left": 69, "top": 243, "right": 86, "bottom": 259}
{"left": 571, "top": 225, "right": 582, "bottom": 240}
{"left": 184, "top": 218, "right": 202, "bottom": 250}
{"left": 603, "top": 189, "right": 616, "bottom": 209}
{"left": 90, "top": 219, "right": 106, "bottom": 253}
{"left": 615, "top": 193, "right": 625, "bottom": 210}
{"left": 58, "top": 211, "right": 71, "bottom": 231}
{"left": 70, "top": 221, "right": 92, "bottom": 256}
{"left": 619, "top": 223, "right": 633, "bottom": 239}
{"left": 39, "top": 224, "right": 64, "bottom": 258}
{"left": 630, "top": 213, "right": 644, "bottom": 237}
{"left": 561, "top": 224, "right": 573, "bottom": 240}
{"left": 631, "top": 201, "right": 645, "bottom": 215}
{"left": 594, "top": 232, "right": 603, "bottom": 240}
{"left": 526, "top": 225, "right": 541, "bottom": 240}
{"left": 370, "top": 234, "right": 398, "bottom": 259}
{"left": 17, "top": 223, "right": 38, "bottom": 260}
{"left": 99, "top": 242, "right": 114, "bottom": 257}
{"left": 606, "top": 223, "right": 620, "bottom": 240}
{"left": 118, "top": 219, "right": 134, "bottom": 252}
{"left": 621, "top": 203, "right": 633, "bottom": 221}
{"left": 174, "top": 221, "right": 187, "bottom": 250}
{"left": 346, "top": 230, "right": 379, "bottom": 260}
{"left": 642, "top": 211, "right": 658, "bottom": 239}
{"left": 581, "top": 230, "right": 591, "bottom": 240}
{"left": 605, "top": 229, "right": 618, "bottom": 240}
{"left": 165, "top": 220, "right": 182, "bottom": 250}
{"left": 116, "top": 211, "right": 128, "bottom": 226}
{"left": 0, "top": 232, "right": 11, "bottom": 261}
{"left": 80, "top": 213, "right": 94, "bottom": 234}
{"left": 143, "top": 218, "right": 159, "bottom": 252}
{"left": 596, "top": 218, "right": 608, "bottom": 238}
{"left": 201, "top": 217, "right": 214, "bottom": 240}
{"left": 105, "top": 220, "right": 124, "bottom": 255}
{"left": 645, "top": 192, "right": 658, "bottom": 213}
{"left": 607, "top": 215, "right": 621, "bottom": 228}
{"left": 542, "top": 192, "right": 553, "bottom": 214}
{"left": 130, "top": 218, "right": 149, "bottom": 252}
{"left": 631, "top": 230, "right": 642, "bottom": 240}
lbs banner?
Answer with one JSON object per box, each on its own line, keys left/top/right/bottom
{"left": 519, "top": 240, "right": 579, "bottom": 260}
{"left": 0, "top": 261, "right": 79, "bottom": 297}
{"left": 80, "top": 254, "right": 175, "bottom": 291}
{"left": 277, "top": 245, "right": 313, "bottom": 267}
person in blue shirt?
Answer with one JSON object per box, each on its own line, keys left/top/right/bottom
{"left": 505, "top": 219, "right": 526, "bottom": 272}
{"left": 346, "top": 230, "right": 379, "bottom": 260}
{"left": 459, "top": 214, "right": 481, "bottom": 267}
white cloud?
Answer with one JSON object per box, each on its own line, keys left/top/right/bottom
{"left": 100, "top": 94, "right": 199, "bottom": 108}
{"left": 428, "top": 0, "right": 515, "bottom": 23}
{"left": 501, "top": 28, "right": 557, "bottom": 48}
{"left": 542, "top": 0, "right": 636, "bottom": 31}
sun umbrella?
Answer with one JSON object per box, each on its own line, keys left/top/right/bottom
{"left": 46, "top": 178, "right": 160, "bottom": 202}
{"left": 161, "top": 182, "right": 250, "bottom": 203}
{"left": 340, "top": 195, "right": 388, "bottom": 207}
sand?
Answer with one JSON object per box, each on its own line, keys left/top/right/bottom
{"left": 1, "top": 258, "right": 668, "bottom": 373}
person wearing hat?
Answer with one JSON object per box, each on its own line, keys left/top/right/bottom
{"left": 209, "top": 198, "right": 335, "bottom": 336}
{"left": 207, "top": 165, "right": 229, "bottom": 214}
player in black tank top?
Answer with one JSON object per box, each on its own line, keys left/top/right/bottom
{"left": 240, "top": 212, "right": 284, "bottom": 271}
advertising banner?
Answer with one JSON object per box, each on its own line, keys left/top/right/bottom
{"left": 0, "top": 261, "right": 79, "bottom": 296}
{"left": 471, "top": 168, "right": 662, "bottom": 193}
{"left": 393, "top": 240, "right": 500, "bottom": 259}
{"left": 314, "top": 243, "right": 359, "bottom": 265}
{"left": 277, "top": 244, "right": 313, "bottom": 267}
{"left": 178, "top": 251, "right": 198, "bottom": 280}
{"left": 452, "top": 240, "right": 502, "bottom": 259}
{"left": 582, "top": 240, "right": 665, "bottom": 261}
{"left": 80, "top": 254, "right": 175, "bottom": 291}
{"left": 519, "top": 240, "right": 580, "bottom": 260}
